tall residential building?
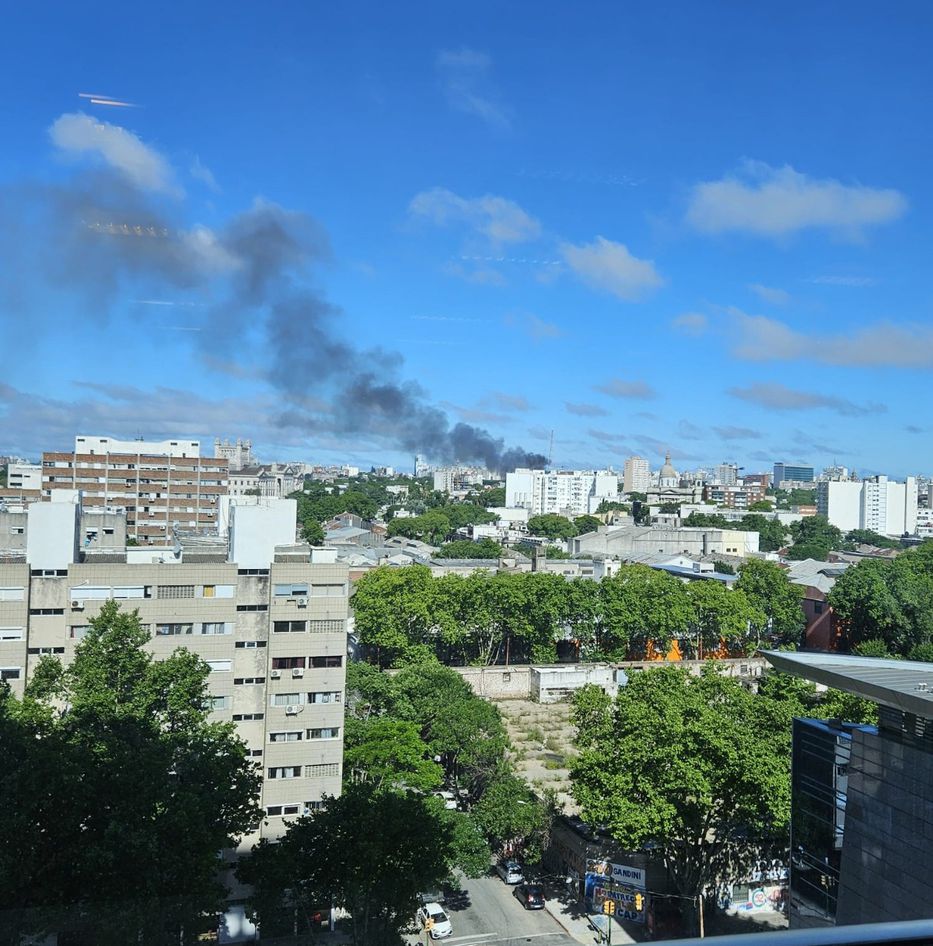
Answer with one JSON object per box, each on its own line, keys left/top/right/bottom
{"left": 774, "top": 462, "right": 815, "bottom": 487}
{"left": 623, "top": 456, "right": 650, "bottom": 494}
{"left": 765, "top": 650, "right": 933, "bottom": 928}
{"left": 715, "top": 463, "right": 739, "bottom": 487}
{"left": 41, "top": 436, "right": 228, "bottom": 545}
{"left": 506, "top": 469, "right": 618, "bottom": 517}
{"left": 215, "top": 438, "right": 255, "bottom": 472}
{"left": 816, "top": 476, "right": 918, "bottom": 536}
{"left": 0, "top": 494, "right": 348, "bottom": 843}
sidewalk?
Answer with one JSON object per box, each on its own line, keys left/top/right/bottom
{"left": 540, "top": 879, "right": 646, "bottom": 945}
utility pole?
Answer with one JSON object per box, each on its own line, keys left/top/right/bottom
{"left": 698, "top": 892, "right": 705, "bottom": 939}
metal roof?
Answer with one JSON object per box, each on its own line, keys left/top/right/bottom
{"left": 762, "top": 650, "right": 933, "bottom": 719}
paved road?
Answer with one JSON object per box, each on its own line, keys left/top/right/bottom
{"left": 408, "top": 873, "right": 580, "bottom": 946}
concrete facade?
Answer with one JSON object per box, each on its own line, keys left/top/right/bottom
{"left": 571, "top": 524, "right": 760, "bottom": 559}
{"left": 817, "top": 476, "right": 919, "bottom": 536}
{"left": 506, "top": 469, "right": 619, "bottom": 517}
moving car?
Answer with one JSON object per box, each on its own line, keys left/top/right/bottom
{"left": 514, "top": 883, "right": 546, "bottom": 910}
{"left": 416, "top": 902, "right": 452, "bottom": 940}
{"left": 495, "top": 859, "right": 524, "bottom": 884}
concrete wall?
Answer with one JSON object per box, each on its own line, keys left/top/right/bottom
{"left": 531, "top": 664, "right": 617, "bottom": 703}
{"left": 449, "top": 665, "right": 533, "bottom": 699}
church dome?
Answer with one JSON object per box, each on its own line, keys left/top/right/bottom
{"left": 660, "top": 452, "right": 677, "bottom": 479}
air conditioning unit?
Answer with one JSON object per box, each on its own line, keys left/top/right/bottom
{"left": 285, "top": 705, "right": 302, "bottom": 716}
{"left": 295, "top": 597, "right": 308, "bottom": 608}
{"left": 71, "top": 601, "right": 84, "bottom": 610}
{"left": 270, "top": 669, "right": 281, "bottom": 679}
{"left": 292, "top": 667, "right": 304, "bottom": 678}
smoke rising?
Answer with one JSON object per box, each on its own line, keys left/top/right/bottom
{"left": 0, "top": 123, "right": 546, "bottom": 473}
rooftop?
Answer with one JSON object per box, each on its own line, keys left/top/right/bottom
{"left": 762, "top": 650, "right": 933, "bottom": 719}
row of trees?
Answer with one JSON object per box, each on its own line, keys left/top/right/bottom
{"left": 351, "top": 561, "right": 805, "bottom": 668}
{"left": 570, "top": 663, "right": 876, "bottom": 934}
{"left": 240, "top": 659, "right": 553, "bottom": 944}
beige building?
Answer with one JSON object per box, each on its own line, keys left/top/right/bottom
{"left": 0, "top": 495, "right": 347, "bottom": 843}
{"left": 41, "top": 436, "right": 228, "bottom": 545}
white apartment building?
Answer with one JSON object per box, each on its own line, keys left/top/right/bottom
{"left": 7, "top": 463, "right": 42, "bottom": 492}
{"left": 76, "top": 435, "right": 201, "bottom": 457}
{"left": 817, "top": 476, "right": 919, "bottom": 536}
{"left": 0, "top": 494, "right": 348, "bottom": 843}
{"left": 623, "top": 456, "right": 651, "bottom": 494}
{"left": 506, "top": 469, "right": 619, "bottom": 517}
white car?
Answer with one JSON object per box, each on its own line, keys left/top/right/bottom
{"left": 417, "top": 902, "right": 452, "bottom": 940}
{"left": 433, "top": 790, "right": 458, "bottom": 810}
{"left": 495, "top": 859, "right": 524, "bottom": 884}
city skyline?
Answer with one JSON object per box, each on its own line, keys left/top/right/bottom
{"left": 2, "top": 4, "right": 932, "bottom": 476}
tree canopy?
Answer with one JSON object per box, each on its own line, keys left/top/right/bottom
{"left": 0, "top": 601, "right": 261, "bottom": 945}
{"left": 683, "top": 511, "right": 788, "bottom": 553}
{"left": 735, "top": 559, "right": 804, "bottom": 645}
{"left": 435, "top": 538, "right": 503, "bottom": 559}
{"left": 526, "top": 513, "right": 577, "bottom": 541}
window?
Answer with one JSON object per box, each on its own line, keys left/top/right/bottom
{"left": 205, "top": 695, "right": 231, "bottom": 710}
{"left": 238, "top": 568, "right": 269, "bottom": 576}
{"left": 269, "top": 731, "right": 303, "bottom": 743}
{"left": 308, "top": 691, "right": 342, "bottom": 704}
{"left": 234, "top": 677, "right": 266, "bottom": 685}
{"left": 236, "top": 604, "right": 268, "bottom": 612}
{"left": 308, "top": 619, "right": 345, "bottom": 634}
{"left": 0, "top": 628, "right": 25, "bottom": 641}
{"left": 272, "top": 656, "right": 307, "bottom": 670}
{"left": 265, "top": 803, "right": 301, "bottom": 816}
{"left": 235, "top": 640, "right": 267, "bottom": 648}
{"left": 273, "top": 620, "right": 306, "bottom": 633}
{"left": 158, "top": 585, "right": 195, "bottom": 599}
{"left": 69, "top": 626, "right": 90, "bottom": 639}
{"left": 113, "top": 586, "right": 145, "bottom": 599}
{"left": 30, "top": 569, "right": 67, "bottom": 577}
{"left": 1, "top": 668, "right": 22, "bottom": 681}
{"left": 30, "top": 608, "right": 64, "bottom": 616}
{"left": 274, "top": 583, "right": 308, "bottom": 597}
{"left": 271, "top": 693, "right": 303, "bottom": 707}
{"left": 306, "top": 727, "right": 340, "bottom": 740}
{"left": 311, "top": 584, "right": 345, "bottom": 598}
{"left": 27, "top": 647, "right": 65, "bottom": 655}
{"left": 249, "top": 749, "right": 263, "bottom": 758}
{"left": 0, "top": 588, "right": 25, "bottom": 601}
{"left": 202, "top": 585, "right": 215, "bottom": 598}
{"left": 303, "top": 800, "right": 324, "bottom": 813}
{"left": 232, "top": 712, "right": 265, "bottom": 721}
{"left": 156, "top": 623, "right": 193, "bottom": 636}
{"left": 814, "top": 601, "right": 825, "bottom": 615}
{"left": 200, "top": 622, "right": 231, "bottom": 635}
{"left": 268, "top": 766, "right": 302, "bottom": 779}
{"left": 306, "top": 763, "right": 340, "bottom": 778}
{"left": 206, "top": 660, "right": 232, "bottom": 672}
{"left": 310, "top": 656, "right": 342, "bottom": 668}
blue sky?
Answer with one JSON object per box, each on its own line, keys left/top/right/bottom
{"left": 1, "top": 2, "right": 931, "bottom": 477}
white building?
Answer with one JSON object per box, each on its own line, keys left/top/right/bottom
{"left": 623, "top": 456, "right": 650, "bottom": 494}
{"left": 658, "top": 453, "right": 679, "bottom": 489}
{"left": 75, "top": 435, "right": 201, "bottom": 457}
{"left": 571, "top": 524, "right": 759, "bottom": 559}
{"left": 715, "top": 463, "right": 739, "bottom": 487}
{"left": 432, "top": 467, "right": 488, "bottom": 493}
{"left": 214, "top": 438, "right": 254, "bottom": 471}
{"left": 505, "top": 469, "right": 618, "bottom": 517}
{"left": 817, "top": 476, "right": 918, "bottom": 536}
{"left": 7, "top": 463, "right": 42, "bottom": 491}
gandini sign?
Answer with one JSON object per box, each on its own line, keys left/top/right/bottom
{"left": 590, "top": 860, "right": 646, "bottom": 891}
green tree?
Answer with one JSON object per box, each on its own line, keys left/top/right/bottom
{"left": 439, "top": 808, "right": 493, "bottom": 878}
{"left": 845, "top": 529, "right": 903, "bottom": 550}
{"left": 787, "top": 515, "right": 843, "bottom": 560}
{"left": 686, "top": 582, "right": 765, "bottom": 654}
{"left": 658, "top": 502, "right": 681, "bottom": 515}
{"left": 749, "top": 499, "right": 773, "bottom": 511}
{"left": 477, "top": 486, "right": 506, "bottom": 507}
{"left": 596, "top": 499, "right": 631, "bottom": 514}
{"left": 712, "top": 560, "right": 735, "bottom": 575}
{"left": 573, "top": 514, "right": 601, "bottom": 535}
{"left": 828, "top": 559, "right": 905, "bottom": 652}
{"left": 735, "top": 559, "right": 804, "bottom": 645}
{"left": 0, "top": 602, "right": 260, "bottom": 945}
{"left": 471, "top": 772, "right": 555, "bottom": 862}
{"left": 387, "top": 510, "right": 452, "bottom": 545}
{"left": 526, "top": 513, "right": 576, "bottom": 541}
{"left": 571, "top": 666, "right": 793, "bottom": 933}
{"left": 301, "top": 519, "right": 326, "bottom": 545}
{"left": 240, "top": 783, "right": 453, "bottom": 946}
{"left": 737, "top": 514, "right": 788, "bottom": 553}
{"left": 344, "top": 717, "right": 443, "bottom": 791}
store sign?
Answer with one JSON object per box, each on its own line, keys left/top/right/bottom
{"left": 587, "top": 859, "right": 646, "bottom": 890}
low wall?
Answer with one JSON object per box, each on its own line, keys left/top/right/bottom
{"left": 450, "top": 665, "right": 533, "bottom": 699}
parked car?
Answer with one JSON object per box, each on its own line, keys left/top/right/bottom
{"left": 416, "top": 902, "right": 452, "bottom": 940}
{"left": 495, "top": 859, "right": 524, "bottom": 884}
{"left": 418, "top": 888, "right": 446, "bottom": 906}
{"left": 432, "top": 790, "right": 458, "bottom": 810}
{"left": 514, "top": 883, "right": 546, "bottom": 910}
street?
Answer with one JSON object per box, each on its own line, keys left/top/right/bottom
{"left": 407, "top": 872, "right": 582, "bottom": 946}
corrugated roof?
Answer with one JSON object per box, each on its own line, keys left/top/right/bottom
{"left": 763, "top": 650, "right": 933, "bottom": 719}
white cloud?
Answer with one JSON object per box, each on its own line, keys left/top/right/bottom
{"left": 713, "top": 425, "right": 762, "bottom": 440}
{"left": 565, "top": 401, "right": 609, "bottom": 417}
{"left": 807, "top": 274, "right": 878, "bottom": 287}
{"left": 685, "top": 160, "right": 907, "bottom": 239}
{"left": 559, "top": 236, "right": 662, "bottom": 301}
{"left": 436, "top": 47, "right": 510, "bottom": 129}
{"left": 190, "top": 155, "right": 220, "bottom": 192}
{"left": 504, "top": 312, "right": 562, "bottom": 341}
{"left": 730, "top": 309, "right": 933, "bottom": 367}
{"left": 490, "top": 392, "right": 530, "bottom": 412}
{"left": 748, "top": 283, "right": 790, "bottom": 306}
{"left": 410, "top": 188, "right": 541, "bottom": 247}
{"left": 594, "top": 378, "right": 656, "bottom": 399}
{"left": 49, "top": 111, "right": 178, "bottom": 194}
{"left": 728, "top": 382, "right": 885, "bottom": 417}
{"left": 671, "top": 312, "right": 708, "bottom": 336}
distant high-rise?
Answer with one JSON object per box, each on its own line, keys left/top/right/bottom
{"left": 774, "top": 462, "right": 815, "bottom": 487}
{"left": 817, "top": 475, "right": 918, "bottom": 536}
{"left": 623, "top": 456, "right": 650, "bottom": 494}
{"left": 506, "top": 469, "right": 618, "bottom": 517}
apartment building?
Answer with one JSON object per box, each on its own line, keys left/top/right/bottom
{"left": 816, "top": 476, "right": 918, "bottom": 536}
{"left": 703, "top": 480, "right": 767, "bottom": 509}
{"left": 506, "top": 468, "right": 619, "bottom": 517}
{"left": 0, "top": 495, "right": 347, "bottom": 843}
{"left": 774, "top": 462, "right": 815, "bottom": 489}
{"left": 623, "top": 456, "right": 650, "bottom": 495}
{"left": 41, "top": 436, "right": 228, "bottom": 545}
